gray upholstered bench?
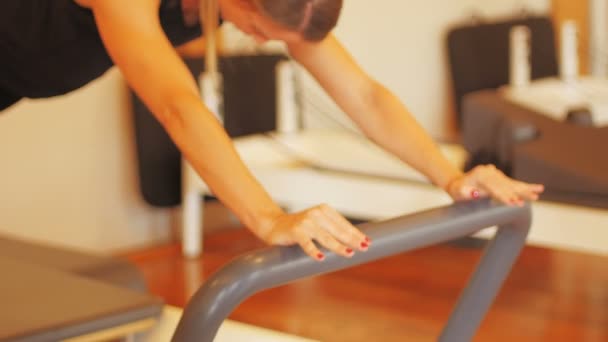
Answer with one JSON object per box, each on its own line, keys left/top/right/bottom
{"left": 0, "top": 236, "right": 163, "bottom": 342}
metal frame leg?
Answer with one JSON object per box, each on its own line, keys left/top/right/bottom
{"left": 181, "top": 160, "right": 203, "bottom": 258}
{"left": 439, "top": 220, "right": 530, "bottom": 341}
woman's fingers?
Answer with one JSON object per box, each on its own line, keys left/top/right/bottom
{"left": 512, "top": 181, "right": 541, "bottom": 201}
{"left": 268, "top": 204, "right": 370, "bottom": 261}
{"left": 488, "top": 175, "right": 539, "bottom": 205}
{"left": 468, "top": 165, "right": 543, "bottom": 206}
{"left": 530, "top": 183, "right": 545, "bottom": 193}
{"left": 294, "top": 230, "right": 325, "bottom": 261}
{"left": 493, "top": 180, "right": 523, "bottom": 205}
{"left": 485, "top": 181, "right": 518, "bottom": 205}
{"left": 317, "top": 204, "right": 370, "bottom": 251}
{"left": 310, "top": 225, "right": 355, "bottom": 258}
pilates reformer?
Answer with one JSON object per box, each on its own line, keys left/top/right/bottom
{"left": 447, "top": 17, "right": 608, "bottom": 210}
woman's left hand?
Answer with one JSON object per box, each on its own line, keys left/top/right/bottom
{"left": 446, "top": 164, "right": 544, "bottom": 206}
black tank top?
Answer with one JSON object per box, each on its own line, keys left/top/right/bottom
{"left": 0, "top": 0, "right": 203, "bottom": 101}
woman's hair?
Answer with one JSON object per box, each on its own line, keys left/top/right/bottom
{"left": 253, "top": 0, "right": 343, "bottom": 41}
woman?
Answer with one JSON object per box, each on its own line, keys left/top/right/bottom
{"left": 0, "top": 0, "right": 543, "bottom": 261}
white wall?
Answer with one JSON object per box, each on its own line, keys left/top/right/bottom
{"left": 298, "top": 0, "right": 551, "bottom": 139}
{"left": 0, "top": 70, "right": 172, "bottom": 253}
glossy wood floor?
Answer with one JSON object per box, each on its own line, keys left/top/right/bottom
{"left": 122, "top": 208, "right": 608, "bottom": 342}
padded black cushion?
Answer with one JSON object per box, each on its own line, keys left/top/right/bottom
{"left": 132, "top": 54, "right": 287, "bottom": 207}
{"left": 447, "top": 16, "right": 558, "bottom": 125}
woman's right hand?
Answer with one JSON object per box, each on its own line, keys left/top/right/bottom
{"left": 256, "top": 204, "right": 371, "bottom": 261}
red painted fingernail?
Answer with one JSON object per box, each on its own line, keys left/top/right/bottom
{"left": 361, "top": 242, "right": 369, "bottom": 249}
{"left": 317, "top": 253, "right": 325, "bottom": 260}
{"left": 471, "top": 190, "right": 480, "bottom": 199}
{"left": 346, "top": 248, "right": 353, "bottom": 254}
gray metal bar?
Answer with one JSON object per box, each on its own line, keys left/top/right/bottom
{"left": 439, "top": 220, "right": 529, "bottom": 342}
{"left": 171, "top": 199, "right": 531, "bottom": 342}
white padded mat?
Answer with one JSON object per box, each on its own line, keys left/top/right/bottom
{"left": 236, "top": 130, "right": 467, "bottom": 183}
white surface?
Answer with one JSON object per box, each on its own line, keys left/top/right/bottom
{"left": 474, "top": 200, "right": 608, "bottom": 256}
{"left": 0, "top": 70, "right": 172, "bottom": 253}
{"left": 268, "top": 130, "right": 467, "bottom": 183}
{"left": 517, "top": 201, "right": 608, "bottom": 255}
{"left": 138, "top": 306, "right": 317, "bottom": 342}
{"left": 502, "top": 77, "right": 608, "bottom": 126}
{"left": 199, "top": 130, "right": 608, "bottom": 256}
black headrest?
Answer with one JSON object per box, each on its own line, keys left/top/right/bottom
{"left": 447, "top": 16, "right": 558, "bottom": 125}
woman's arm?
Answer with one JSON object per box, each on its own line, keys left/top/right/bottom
{"left": 89, "top": 0, "right": 368, "bottom": 259}
{"left": 288, "top": 35, "right": 543, "bottom": 205}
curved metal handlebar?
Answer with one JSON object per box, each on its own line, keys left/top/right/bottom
{"left": 172, "top": 200, "right": 531, "bottom": 342}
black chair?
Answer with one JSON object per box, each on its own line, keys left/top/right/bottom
{"left": 446, "top": 15, "right": 558, "bottom": 126}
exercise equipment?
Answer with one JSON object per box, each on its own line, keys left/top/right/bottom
{"left": 0, "top": 236, "right": 162, "bottom": 341}
{"left": 172, "top": 199, "right": 531, "bottom": 342}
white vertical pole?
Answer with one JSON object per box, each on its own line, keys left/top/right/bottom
{"left": 181, "top": 161, "right": 203, "bottom": 258}
{"left": 275, "top": 61, "right": 299, "bottom": 134}
{"left": 509, "top": 26, "right": 531, "bottom": 88}
{"left": 560, "top": 20, "right": 580, "bottom": 83}
{"left": 182, "top": 0, "right": 222, "bottom": 258}
{"left": 590, "top": 0, "right": 608, "bottom": 77}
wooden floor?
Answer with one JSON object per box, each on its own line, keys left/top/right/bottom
{"left": 123, "top": 219, "right": 608, "bottom": 341}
